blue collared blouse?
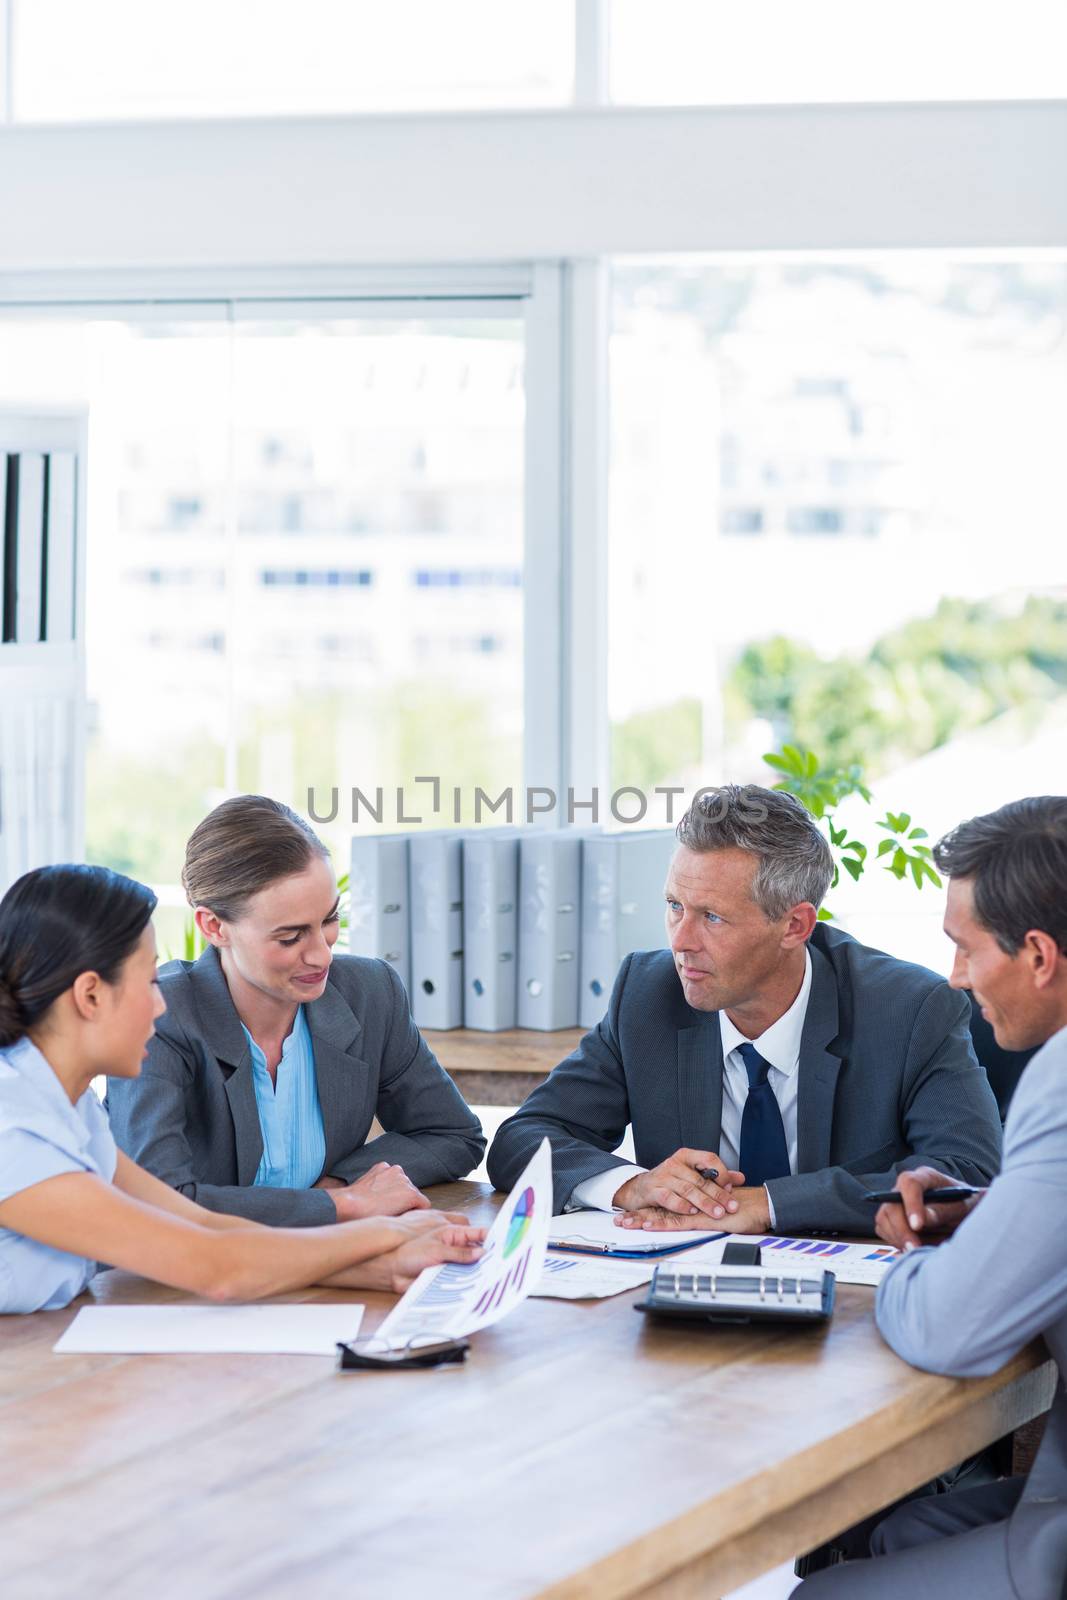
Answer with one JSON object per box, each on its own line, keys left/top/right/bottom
{"left": 240, "top": 1005, "right": 328, "bottom": 1192}
{"left": 0, "top": 1036, "right": 118, "bottom": 1314}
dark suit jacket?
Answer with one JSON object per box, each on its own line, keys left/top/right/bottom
{"left": 487, "top": 924, "right": 1003, "bottom": 1232}
{"left": 106, "top": 947, "right": 485, "bottom": 1226}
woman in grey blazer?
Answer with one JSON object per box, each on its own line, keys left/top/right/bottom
{"left": 106, "top": 796, "right": 485, "bottom": 1227}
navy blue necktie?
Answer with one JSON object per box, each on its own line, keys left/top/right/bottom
{"left": 737, "top": 1041, "right": 791, "bottom": 1188}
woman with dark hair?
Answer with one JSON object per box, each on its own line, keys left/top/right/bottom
{"left": 0, "top": 863, "right": 483, "bottom": 1315}
{"left": 106, "top": 797, "right": 484, "bottom": 1227}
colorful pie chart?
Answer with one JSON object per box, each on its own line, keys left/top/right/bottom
{"left": 504, "top": 1187, "right": 535, "bottom": 1257}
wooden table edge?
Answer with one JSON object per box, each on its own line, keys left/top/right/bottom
{"left": 4, "top": 1185, "right": 1052, "bottom": 1600}
{"left": 538, "top": 1347, "right": 1056, "bottom": 1600}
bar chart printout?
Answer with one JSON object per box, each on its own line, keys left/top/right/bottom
{"left": 682, "top": 1234, "right": 900, "bottom": 1288}
{"left": 376, "top": 1138, "right": 553, "bottom": 1348}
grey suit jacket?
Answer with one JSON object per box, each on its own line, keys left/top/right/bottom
{"left": 487, "top": 923, "right": 1002, "bottom": 1231}
{"left": 875, "top": 1023, "right": 1067, "bottom": 1599}
{"left": 106, "top": 947, "right": 485, "bottom": 1226}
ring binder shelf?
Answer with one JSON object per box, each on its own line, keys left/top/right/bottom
{"left": 346, "top": 825, "right": 678, "bottom": 1034}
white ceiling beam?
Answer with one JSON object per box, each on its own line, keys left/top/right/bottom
{"left": 0, "top": 101, "right": 1063, "bottom": 282}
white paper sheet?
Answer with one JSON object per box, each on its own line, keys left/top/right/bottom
{"left": 548, "top": 1210, "right": 725, "bottom": 1256}
{"left": 376, "top": 1138, "right": 552, "bottom": 1348}
{"left": 678, "top": 1234, "right": 900, "bottom": 1287}
{"left": 532, "top": 1255, "right": 654, "bottom": 1300}
{"left": 54, "top": 1303, "right": 365, "bottom": 1355}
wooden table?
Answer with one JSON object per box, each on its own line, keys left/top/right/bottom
{"left": 1, "top": 1182, "right": 1054, "bottom": 1600}
{"left": 423, "top": 1027, "right": 582, "bottom": 1105}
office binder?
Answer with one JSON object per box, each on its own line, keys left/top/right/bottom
{"left": 462, "top": 829, "right": 519, "bottom": 1031}
{"left": 636, "top": 1262, "right": 835, "bottom": 1326}
{"left": 517, "top": 831, "right": 582, "bottom": 1030}
{"left": 409, "top": 830, "right": 464, "bottom": 1031}
{"left": 15, "top": 452, "right": 45, "bottom": 644}
{"left": 579, "top": 830, "right": 676, "bottom": 1028}
{"left": 348, "top": 834, "right": 411, "bottom": 994}
{"left": 0, "top": 453, "right": 8, "bottom": 639}
{"left": 44, "top": 453, "right": 78, "bottom": 644}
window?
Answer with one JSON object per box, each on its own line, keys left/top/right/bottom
{"left": 227, "top": 315, "right": 526, "bottom": 881}
{"left": 609, "top": 257, "right": 1067, "bottom": 968}
{"left": 0, "top": 309, "right": 528, "bottom": 940}
{"left": 11, "top": 0, "right": 575, "bottom": 121}
{"left": 610, "top": 0, "right": 1067, "bottom": 105}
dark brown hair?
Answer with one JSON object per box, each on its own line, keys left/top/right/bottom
{"left": 0, "top": 865, "right": 157, "bottom": 1047}
{"left": 182, "top": 795, "right": 330, "bottom": 922}
{"left": 676, "top": 783, "right": 834, "bottom": 919}
{"left": 933, "top": 796, "right": 1067, "bottom": 955}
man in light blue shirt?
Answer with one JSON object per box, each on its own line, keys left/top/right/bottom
{"left": 800, "top": 795, "right": 1067, "bottom": 1600}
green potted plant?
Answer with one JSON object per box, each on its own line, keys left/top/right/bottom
{"left": 762, "top": 745, "right": 940, "bottom": 919}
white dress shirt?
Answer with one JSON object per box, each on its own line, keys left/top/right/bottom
{"left": 569, "top": 949, "right": 813, "bottom": 1226}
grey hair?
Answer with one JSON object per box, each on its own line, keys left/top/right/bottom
{"left": 676, "top": 784, "right": 834, "bottom": 920}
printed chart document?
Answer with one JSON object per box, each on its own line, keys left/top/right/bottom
{"left": 681, "top": 1234, "right": 900, "bottom": 1287}
{"left": 54, "top": 1304, "right": 365, "bottom": 1356}
{"left": 376, "top": 1138, "right": 552, "bottom": 1348}
{"left": 549, "top": 1210, "right": 725, "bottom": 1257}
{"left": 533, "top": 1256, "right": 654, "bottom": 1300}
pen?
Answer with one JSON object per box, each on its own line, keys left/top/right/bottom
{"left": 863, "top": 1186, "right": 983, "bottom": 1205}
{"left": 695, "top": 1166, "right": 720, "bottom": 1183}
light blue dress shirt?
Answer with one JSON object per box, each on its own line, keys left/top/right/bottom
{"left": 0, "top": 1036, "right": 118, "bottom": 1314}
{"left": 241, "top": 1006, "right": 328, "bottom": 1192}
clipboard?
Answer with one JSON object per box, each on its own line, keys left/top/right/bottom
{"left": 548, "top": 1218, "right": 726, "bottom": 1260}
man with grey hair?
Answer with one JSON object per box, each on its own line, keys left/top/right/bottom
{"left": 488, "top": 785, "right": 1002, "bottom": 1234}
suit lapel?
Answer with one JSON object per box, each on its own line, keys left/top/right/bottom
{"left": 305, "top": 980, "right": 369, "bottom": 1170}
{"left": 224, "top": 1065, "right": 264, "bottom": 1185}
{"left": 677, "top": 1018, "right": 724, "bottom": 1156}
{"left": 796, "top": 942, "right": 843, "bottom": 1172}
{"left": 188, "top": 948, "right": 263, "bottom": 1184}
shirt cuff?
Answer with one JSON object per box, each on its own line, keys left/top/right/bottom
{"left": 765, "top": 1187, "right": 777, "bottom": 1229}
{"left": 567, "top": 1165, "right": 647, "bottom": 1213}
